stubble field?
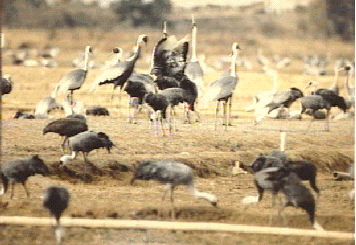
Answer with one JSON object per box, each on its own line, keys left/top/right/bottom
{"left": 0, "top": 29, "right": 355, "bottom": 245}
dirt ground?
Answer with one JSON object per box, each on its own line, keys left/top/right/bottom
{"left": 0, "top": 64, "right": 355, "bottom": 244}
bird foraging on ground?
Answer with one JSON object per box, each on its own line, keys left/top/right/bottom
{"left": 59, "top": 131, "right": 114, "bottom": 180}
{"left": 131, "top": 159, "right": 217, "bottom": 220}
{"left": 43, "top": 186, "right": 70, "bottom": 245}
{"left": 0, "top": 155, "right": 49, "bottom": 199}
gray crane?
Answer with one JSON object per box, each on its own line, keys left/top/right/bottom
{"left": 43, "top": 186, "right": 70, "bottom": 245}
{"left": 91, "top": 35, "right": 148, "bottom": 101}
{"left": 59, "top": 131, "right": 114, "bottom": 180}
{"left": 56, "top": 46, "right": 92, "bottom": 104}
{"left": 259, "top": 166, "right": 323, "bottom": 230}
{"left": 185, "top": 15, "right": 205, "bottom": 103}
{"left": 43, "top": 117, "right": 88, "bottom": 153}
{"left": 0, "top": 155, "right": 49, "bottom": 199}
{"left": 200, "top": 42, "right": 240, "bottom": 129}
{"left": 251, "top": 152, "right": 319, "bottom": 196}
{"left": 1, "top": 74, "right": 12, "bottom": 95}
{"left": 130, "top": 160, "right": 217, "bottom": 220}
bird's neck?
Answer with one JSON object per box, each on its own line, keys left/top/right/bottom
{"left": 83, "top": 50, "right": 90, "bottom": 71}
{"left": 271, "top": 74, "right": 278, "bottom": 93}
{"left": 230, "top": 50, "right": 238, "bottom": 77}
{"left": 188, "top": 185, "right": 216, "bottom": 204}
{"left": 127, "top": 44, "right": 142, "bottom": 63}
{"left": 191, "top": 26, "right": 197, "bottom": 62}
{"left": 345, "top": 70, "right": 354, "bottom": 96}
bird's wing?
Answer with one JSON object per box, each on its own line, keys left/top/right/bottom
{"left": 90, "top": 63, "right": 127, "bottom": 91}
{"left": 185, "top": 61, "right": 204, "bottom": 82}
{"left": 57, "top": 69, "right": 86, "bottom": 94}
{"left": 200, "top": 76, "right": 238, "bottom": 108}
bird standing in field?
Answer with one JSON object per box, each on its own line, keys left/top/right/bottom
{"left": 185, "top": 15, "right": 205, "bottom": 103}
{"left": 43, "top": 117, "right": 88, "bottom": 153}
{"left": 59, "top": 131, "right": 114, "bottom": 180}
{"left": 143, "top": 92, "right": 169, "bottom": 136}
{"left": 43, "top": 186, "right": 70, "bottom": 245}
{"left": 131, "top": 160, "right": 217, "bottom": 220}
{"left": 200, "top": 42, "right": 240, "bottom": 130}
{"left": 56, "top": 46, "right": 92, "bottom": 104}
{"left": 344, "top": 66, "right": 355, "bottom": 107}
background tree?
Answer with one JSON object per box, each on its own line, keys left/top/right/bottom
{"left": 114, "top": 0, "right": 172, "bottom": 27}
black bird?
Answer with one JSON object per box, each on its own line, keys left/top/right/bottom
{"left": 59, "top": 131, "right": 114, "bottom": 180}
{"left": 131, "top": 160, "right": 217, "bottom": 220}
{"left": 0, "top": 155, "right": 49, "bottom": 199}
{"left": 123, "top": 72, "right": 155, "bottom": 123}
{"left": 14, "top": 110, "right": 36, "bottom": 119}
{"left": 43, "top": 117, "right": 88, "bottom": 152}
{"left": 85, "top": 106, "right": 110, "bottom": 116}
{"left": 43, "top": 186, "right": 70, "bottom": 245}
{"left": 1, "top": 74, "right": 12, "bottom": 95}
{"left": 144, "top": 92, "right": 169, "bottom": 135}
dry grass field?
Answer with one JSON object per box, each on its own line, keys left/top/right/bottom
{"left": 0, "top": 28, "right": 354, "bottom": 244}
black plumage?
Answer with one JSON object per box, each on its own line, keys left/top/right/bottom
{"left": 14, "top": 110, "right": 35, "bottom": 119}
{"left": 314, "top": 89, "right": 347, "bottom": 112}
{"left": 43, "top": 186, "right": 70, "bottom": 223}
{"left": 124, "top": 73, "right": 154, "bottom": 105}
{"left": 300, "top": 95, "right": 332, "bottom": 131}
{"left": 1, "top": 75, "right": 12, "bottom": 95}
{"left": 43, "top": 186, "right": 70, "bottom": 245}
{"left": 85, "top": 106, "right": 109, "bottom": 116}
{"left": 0, "top": 155, "right": 49, "bottom": 199}
{"left": 43, "top": 117, "right": 88, "bottom": 152}
{"left": 144, "top": 92, "right": 169, "bottom": 135}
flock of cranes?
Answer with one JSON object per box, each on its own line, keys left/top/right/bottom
{"left": 0, "top": 17, "right": 354, "bottom": 244}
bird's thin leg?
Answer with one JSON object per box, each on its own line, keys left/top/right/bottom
{"left": 21, "top": 181, "right": 30, "bottom": 199}
{"left": 277, "top": 202, "right": 288, "bottom": 227}
{"left": 325, "top": 109, "right": 330, "bottom": 131}
{"left": 61, "top": 137, "right": 68, "bottom": 154}
{"left": 55, "top": 219, "right": 63, "bottom": 245}
{"left": 159, "top": 112, "right": 166, "bottom": 137}
{"left": 160, "top": 184, "right": 171, "bottom": 219}
{"left": 10, "top": 181, "right": 15, "bottom": 199}
{"left": 222, "top": 101, "right": 227, "bottom": 130}
{"left": 83, "top": 152, "right": 89, "bottom": 182}
{"left": 227, "top": 98, "right": 233, "bottom": 126}
{"left": 170, "top": 185, "right": 175, "bottom": 220}
{"left": 214, "top": 101, "right": 220, "bottom": 130}
{"left": 268, "top": 193, "right": 277, "bottom": 226}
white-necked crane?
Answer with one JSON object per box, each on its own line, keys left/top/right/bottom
{"left": 200, "top": 42, "right": 240, "bottom": 130}
{"left": 56, "top": 46, "right": 92, "bottom": 104}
